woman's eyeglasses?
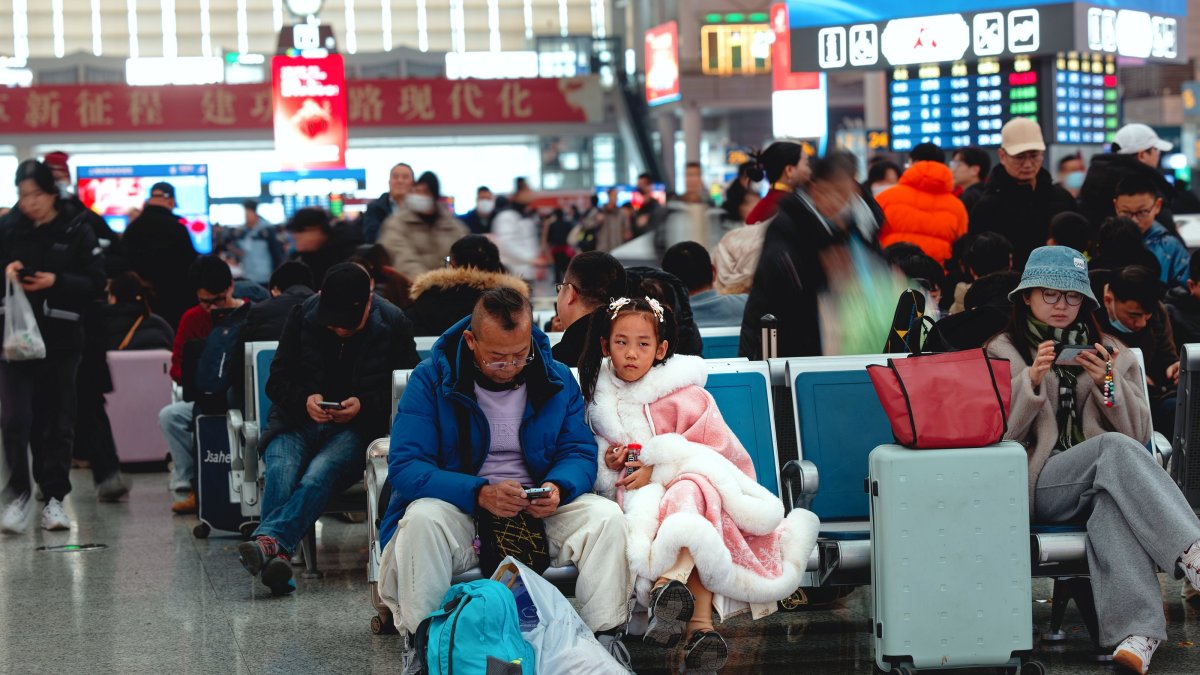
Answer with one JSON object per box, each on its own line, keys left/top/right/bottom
{"left": 1039, "top": 289, "right": 1084, "bottom": 306}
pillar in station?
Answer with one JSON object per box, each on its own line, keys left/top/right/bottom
{"left": 657, "top": 111, "right": 678, "bottom": 186}
{"left": 863, "top": 71, "right": 888, "bottom": 131}
{"left": 682, "top": 103, "right": 702, "bottom": 165}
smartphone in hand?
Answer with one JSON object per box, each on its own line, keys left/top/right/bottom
{"left": 1055, "top": 344, "right": 1106, "bottom": 367}
{"left": 316, "top": 401, "right": 345, "bottom": 410}
{"left": 523, "top": 486, "right": 552, "bottom": 499}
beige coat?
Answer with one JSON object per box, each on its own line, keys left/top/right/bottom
{"left": 378, "top": 205, "right": 469, "bottom": 280}
{"left": 985, "top": 333, "right": 1151, "bottom": 512}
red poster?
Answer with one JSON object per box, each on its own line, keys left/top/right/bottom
{"left": 271, "top": 54, "right": 348, "bottom": 169}
{"left": 644, "top": 21, "right": 681, "bottom": 106}
{"left": 771, "top": 4, "right": 820, "bottom": 92}
{"left": 0, "top": 76, "right": 604, "bottom": 135}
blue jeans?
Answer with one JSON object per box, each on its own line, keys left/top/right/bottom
{"left": 253, "top": 422, "right": 365, "bottom": 553}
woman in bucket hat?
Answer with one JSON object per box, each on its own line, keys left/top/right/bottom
{"left": 986, "top": 246, "right": 1200, "bottom": 673}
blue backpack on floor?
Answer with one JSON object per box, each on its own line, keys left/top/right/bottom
{"left": 414, "top": 579, "right": 536, "bottom": 675}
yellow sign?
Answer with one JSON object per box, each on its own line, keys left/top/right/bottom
{"left": 701, "top": 24, "right": 772, "bottom": 76}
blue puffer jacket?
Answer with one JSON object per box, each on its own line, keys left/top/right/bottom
{"left": 379, "top": 316, "right": 598, "bottom": 548}
{"left": 1143, "top": 222, "right": 1189, "bottom": 288}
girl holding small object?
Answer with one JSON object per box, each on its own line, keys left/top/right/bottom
{"left": 579, "top": 296, "right": 819, "bottom": 672}
{"left": 986, "top": 246, "right": 1200, "bottom": 675}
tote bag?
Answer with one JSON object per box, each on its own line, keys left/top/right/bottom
{"left": 867, "top": 348, "right": 1011, "bottom": 449}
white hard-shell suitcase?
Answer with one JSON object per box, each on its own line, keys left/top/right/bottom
{"left": 869, "top": 442, "right": 1042, "bottom": 674}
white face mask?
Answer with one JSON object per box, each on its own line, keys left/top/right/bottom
{"left": 475, "top": 199, "right": 495, "bottom": 216}
{"left": 748, "top": 180, "right": 767, "bottom": 195}
{"left": 406, "top": 194, "right": 435, "bottom": 215}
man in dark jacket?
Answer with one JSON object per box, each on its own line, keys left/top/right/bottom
{"left": 551, "top": 251, "right": 627, "bottom": 367}
{"left": 461, "top": 186, "right": 496, "bottom": 234}
{"left": 739, "top": 156, "right": 867, "bottom": 359}
{"left": 969, "top": 118, "right": 1078, "bottom": 271}
{"left": 237, "top": 263, "right": 419, "bottom": 595}
{"left": 1079, "top": 123, "right": 1177, "bottom": 234}
{"left": 1093, "top": 265, "right": 1178, "bottom": 434}
{"left": 360, "top": 162, "right": 414, "bottom": 244}
{"left": 286, "top": 207, "right": 360, "bottom": 287}
{"left": 1166, "top": 250, "right": 1200, "bottom": 347}
{"left": 230, "top": 261, "right": 315, "bottom": 404}
{"left": 121, "top": 181, "right": 198, "bottom": 329}
{"left": 377, "top": 287, "right": 628, "bottom": 649}
{"left": 43, "top": 150, "right": 129, "bottom": 276}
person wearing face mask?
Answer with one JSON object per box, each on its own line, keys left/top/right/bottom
{"left": 378, "top": 171, "right": 468, "bottom": 281}
{"left": 462, "top": 186, "right": 497, "bottom": 234}
{"left": 1056, "top": 152, "right": 1087, "bottom": 198}
{"left": 864, "top": 159, "right": 901, "bottom": 197}
{"left": 1091, "top": 265, "right": 1180, "bottom": 435}
{"left": 743, "top": 142, "right": 810, "bottom": 225}
{"left": 41, "top": 151, "right": 128, "bottom": 277}
{"left": 738, "top": 155, "right": 880, "bottom": 358}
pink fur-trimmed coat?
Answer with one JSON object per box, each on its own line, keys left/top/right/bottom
{"left": 587, "top": 355, "right": 821, "bottom": 621}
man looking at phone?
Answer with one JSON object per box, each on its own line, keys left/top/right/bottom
{"left": 1095, "top": 265, "right": 1179, "bottom": 433}
{"left": 379, "top": 287, "right": 629, "bottom": 672}
{"left": 237, "top": 263, "right": 419, "bottom": 595}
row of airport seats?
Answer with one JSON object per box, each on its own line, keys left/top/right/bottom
{"left": 231, "top": 329, "right": 1170, "bottom": 651}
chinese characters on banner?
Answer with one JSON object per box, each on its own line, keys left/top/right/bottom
{"left": 0, "top": 77, "right": 603, "bottom": 135}
{"left": 271, "top": 54, "right": 349, "bottom": 169}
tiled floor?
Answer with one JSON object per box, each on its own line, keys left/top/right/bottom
{"left": 1, "top": 470, "right": 1199, "bottom": 674}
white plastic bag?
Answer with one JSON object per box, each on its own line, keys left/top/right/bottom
{"left": 492, "top": 558, "right": 630, "bottom": 675}
{"left": 3, "top": 278, "right": 45, "bottom": 361}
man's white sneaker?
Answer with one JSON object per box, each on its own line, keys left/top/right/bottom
{"left": 0, "top": 494, "right": 31, "bottom": 534}
{"left": 1180, "top": 540, "right": 1200, "bottom": 594}
{"left": 1112, "top": 635, "right": 1160, "bottom": 674}
{"left": 40, "top": 498, "right": 71, "bottom": 531}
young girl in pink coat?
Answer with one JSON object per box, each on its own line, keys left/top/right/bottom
{"left": 579, "top": 297, "right": 820, "bottom": 672}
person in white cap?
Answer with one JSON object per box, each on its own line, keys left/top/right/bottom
{"left": 968, "top": 117, "right": 1078, "bottom": 270}
{"left": 1079, "top": 123, "right": 1179, "bottom": 234}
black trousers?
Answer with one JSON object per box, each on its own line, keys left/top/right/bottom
{"left": 0, "top": 352, "right": 82, "bottom": 502}
{"left": 73, "top": 386, "right": 121, "bottom": 485}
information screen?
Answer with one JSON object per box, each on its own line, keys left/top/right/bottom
{"left": 259, "top": 168, "right": 367, "bottom": 219}
{"left": 1051, "top": 53, "right": 1119, "bottom": 145}
{"left": 77, "top": 164, "right": 211, "bottom": 253}
{"left": 888, "top": 57, "right": 1041, "bottom": 151}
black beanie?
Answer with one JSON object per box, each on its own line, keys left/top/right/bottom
{"left": 16, "top": 160, "right": 57, "bottom": 195}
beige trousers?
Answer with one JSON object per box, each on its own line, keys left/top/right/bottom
{"left": 380, "top": 494, "right": 631, "bottom": 635}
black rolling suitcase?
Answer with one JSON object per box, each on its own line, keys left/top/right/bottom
{"left": 193, "top": 414, "right": 253, "bottom": 539}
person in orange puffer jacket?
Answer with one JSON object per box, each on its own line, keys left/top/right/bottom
{"left": 877, "top": 143, "right": 968, "bottom": 264}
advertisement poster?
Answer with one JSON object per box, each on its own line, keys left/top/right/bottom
{"left": 271, "top": 54, "right": 348, "bottom": 169}
{"left": 645, "top": 21, "right": 681, "bottom": 107}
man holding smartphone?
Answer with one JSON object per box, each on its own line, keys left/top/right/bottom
{"left": 236, "top": 263, "right": 419, "bottom": 595}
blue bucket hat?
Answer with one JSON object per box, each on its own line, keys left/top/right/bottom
{"left": 1009, "top": 246, "right": 1098, "bottom": 308}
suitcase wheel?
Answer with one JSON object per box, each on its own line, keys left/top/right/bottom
{"left": 1019, "top": 662, "right": 1046, "bottom": 675}
{"left": 370, "top": 612, "right": 398, "bottom": 635}
{"left": 193, "top": 523, "right": 211, "bottom": 539}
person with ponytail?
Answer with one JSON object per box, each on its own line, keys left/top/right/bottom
{"left": 743, "top": 142, "right": 810, "bottom": 226}
{"left": 103, "top": 271, "right": 175, "bottom": 351}
{"left": 579, "top": 297, "right": 820, "bottom": 672}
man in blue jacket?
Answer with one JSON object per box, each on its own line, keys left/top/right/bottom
{"left": 377, "top": 286, "right": 629, "bottom": 659}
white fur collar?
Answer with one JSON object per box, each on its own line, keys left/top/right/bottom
{"left": 588, "top": 354, "right": 707, "bottom": 445}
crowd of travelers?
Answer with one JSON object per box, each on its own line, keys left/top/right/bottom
{"left": 3, "top": 119, "right": 1200, "bottom": 674}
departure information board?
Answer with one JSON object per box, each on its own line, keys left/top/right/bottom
{"left": 889, "top": 57, "right": 1040, "bottom": 151}
{"left": 1052, "top": 53, "right": 1119, "bottom": 144}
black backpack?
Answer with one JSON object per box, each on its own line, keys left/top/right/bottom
{"left": 191, "top": 303, "right": 252, "bottom": 413}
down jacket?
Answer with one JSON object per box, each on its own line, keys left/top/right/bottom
{"left": 405, "top": 266, "right": 528, "bottom": 337}
{"left": 380, "top": 317, "right": 598, "bottom": 549}
{"left": 876, "top": 161, "right": 968, "bottom": 264}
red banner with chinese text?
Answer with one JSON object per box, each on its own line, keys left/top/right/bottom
{"left": 272, "top": 54, "right": 348, "bottom": 169}
{"left": 0, "top": 77, "right": 604, "bottom": 135}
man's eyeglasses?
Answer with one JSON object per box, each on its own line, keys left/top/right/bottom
{"left": 481, "top": 339, "right": 537, "bottom": 370}
{"left": 197, "top": 295, "right": 225, "bottom": 307}
{"left": 1039, "top": 289, "right": 1084, "bottom": 306}
{"left": 1117, "top": 208, "right": 1155, "bottom": 221}
{"left": 555, "top": 282, "right": 573, "bottom": 294}
{"left": 1009, "top": 151, "right": 1045, "bottom": 167}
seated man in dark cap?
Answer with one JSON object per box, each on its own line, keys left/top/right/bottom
{"left": 236, "top": 262, "right": 420, "bottom": 595}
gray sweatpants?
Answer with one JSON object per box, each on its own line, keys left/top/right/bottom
{"left": 1035, "top": 432, "right": 1200, "bottom": 646}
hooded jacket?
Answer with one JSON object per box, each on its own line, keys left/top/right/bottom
{"left": 122, "top": 203, "right": 198, "bottom": 329}
{"left": 0, "top": 207, "right": 105, "bottom": 353}
{"left": 378, "top": 205, "right": 469, "bottom": 280}
{"left": 406, "top": 266, "right": 528, "bottom": 337}
{"left": 877, "top": 161, "right": 968, "bottom": 263}
{"left": 379, "top": 317, "right": 598, "bottom": 548}
{"left": 260, "top": 294, "right": 420, "bottom": 451}
{"left": 969, "top": 165, "right": 1079, "bottom": 270}
{"left": 1143, "top": 222, "right": 1189, "bottom": 287}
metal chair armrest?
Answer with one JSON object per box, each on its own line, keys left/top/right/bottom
{"left": 1153, "top": 431, "right": 1172, "bottom": 468}
{"left": 227, "top": 410, "right": 244, "bottom": 471}
{"left": 781, "top": 459, "right": 819, "bottom": 511}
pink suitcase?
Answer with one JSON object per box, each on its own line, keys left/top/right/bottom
{"left": 105, "top": 349, "right": 174, "bottom": 464}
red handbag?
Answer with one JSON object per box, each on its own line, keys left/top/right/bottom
{"left": 867, "top": 349, "right": 1012, "bottom": 449}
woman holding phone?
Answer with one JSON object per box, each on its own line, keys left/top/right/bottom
{"left": 986, "top": 246, "right": 1200, "bottom": 674}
